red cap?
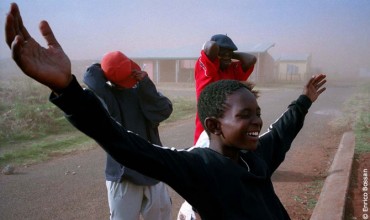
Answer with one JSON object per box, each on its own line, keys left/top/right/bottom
{"left": 101, "top": 51, "right": 140, "bottom": 88}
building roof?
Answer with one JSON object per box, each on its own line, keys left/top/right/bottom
{"left": 130, "top": 45, "right": 199, "bottom": 59}
{"left": 239, "top": 42, "right": 275, "bottom": 53}
{"left": 130, "top": 43, "right": 275, "bottom": 59}
{"left": 278, "top": 54, "right": 311, "bottom": 61}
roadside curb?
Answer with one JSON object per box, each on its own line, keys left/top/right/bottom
{"left": 310, "top": 131, "right": 355, "bottom": 220}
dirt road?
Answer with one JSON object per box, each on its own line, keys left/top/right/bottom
{"left": 0, "top": 82, "right": 356, "bottom": 220}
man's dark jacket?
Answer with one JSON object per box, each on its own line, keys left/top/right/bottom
{"left": 83, "top": 64, "right": 172, "bottom": 185}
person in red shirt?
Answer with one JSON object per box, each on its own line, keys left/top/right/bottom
{"left": 194, "top": 34, "right": 257, "bottom": 144}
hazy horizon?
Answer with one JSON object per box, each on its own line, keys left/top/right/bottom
{"left": 1, "top": 0, "right": 370, "bottom": 76}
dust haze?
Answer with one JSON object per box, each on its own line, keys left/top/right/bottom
{"left": 1, "top": 1, "right": 370, "bottom": 78}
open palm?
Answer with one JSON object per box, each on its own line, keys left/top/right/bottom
{"left": 5, "top": 3, "right": 72, "bottom": 91}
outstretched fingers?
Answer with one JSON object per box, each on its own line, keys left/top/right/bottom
{"left": 313, "top": 75, "right": 327, "bottom": 93}
{"left": 306, "top": 75, "right": 316, "bottom": 88}
{"left": 12, "top": 3, "right": 31, "bottom": 41}
{"left": 314, "top": 80, "right": 326, "bottom": 93}
{"left": 316, "top": 86, "right": 326, "bottom": 96}
{"left": 5, "top": 3, "right": 33, "bottom": 66}
{"left": 304, "top": 74, "right": 327, "bottom": 102}
{"left": 5, "top": 5, "right": 17, "bottom": 47}
{"left": 39, "top": 21, "right": 61, "bottom": 49}
{"left": 5, "top": 3, "right": 31, "bottom": 47}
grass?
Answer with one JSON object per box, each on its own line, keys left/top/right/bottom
{"left": 342, "top": 80, "right": 370, "bottom": 219}
{"left": 292, "top": 179, "right": 324, "bottom": 211}
{"left": 305, "top": 179, "right": 324, "bottom": 210}
{"left": 0, "top": 77, "right": 196, "bottom": 168}
{"left": 0, "top": 133, "right": 94, "bottom": 167}
{"left": 0, "top": 78, "right": 73, "bottom": 142}
{"left": 329, "top": 80, "right": 370, "bottom": 153}
{"left": 352, "top": 84, "right": 370, "bottom": 152}
{"left": 164, "top": 97, "right": 196, "bottom": 124}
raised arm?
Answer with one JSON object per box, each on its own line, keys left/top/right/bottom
{"left": 203, "top": 40, "right": 256, "bottom": 72}
{"left": 203, "top": 40, "right": 219, "bottom": 61}
{"left": 257, "top": 74, "right": 326, "bottom": 173}
{"left": 5, "top": 3, "right": 72, "bottom": 91}
{"left": 302, "top": 74, "right": 327, "bottom": 102}
{"left": 135, "top": 75, "right": 173, "bottom": 124}
{"left": 232, "top": 52, "right": 257, "bottom": 72}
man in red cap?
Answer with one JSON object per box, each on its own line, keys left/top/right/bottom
{"left": 193, "top": 34, "right": 257, "bottom": 145}
{"left": 83, "top": 51, "right": 173, "bottom": 220}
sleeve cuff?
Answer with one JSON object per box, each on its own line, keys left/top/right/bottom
{"left": 49, "top": 75, "right": 85, "bottom": 115}
{"left": 296, "top": 95, "right": 312, "bottom": 110}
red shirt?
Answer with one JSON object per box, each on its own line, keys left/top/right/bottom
{"left": 194, "top": 50, "right": 254, "bottom": 143}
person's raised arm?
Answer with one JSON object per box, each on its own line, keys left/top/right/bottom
{"left": 5, "top": 3, "right": 72, "bottom": 91}
{"left": 203, "top": 40, "right": 219, "bottom": 61}
{"left": 302, "top": 74, "right": 327, "bottom": 102}
{"left": 257, "top": 74, "right": 326, "bottom": 173}
{"left": 132, "top": 70, "right": 173, "bottom": 124}
{"left": 232, "top": 52, "right": 257, "bottom": 72}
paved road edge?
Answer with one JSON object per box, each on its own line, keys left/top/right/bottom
{"left": 310, "top": 131, "right": 355, "bottom": 220}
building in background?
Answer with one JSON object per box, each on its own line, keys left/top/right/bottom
{"left": 275, "top": 54, "right": 312, "bottom": 81}
{"left": 243, "top": 43, "right": 275, "bottom": 83}
{"left": 132, "top": 42, "right": 276, "bottom": 84}
{"left": 65, "top": 43, "right": 310, "bottom": 85}
{"left": 132, "top": 57, "right": 196, "bottom": 83}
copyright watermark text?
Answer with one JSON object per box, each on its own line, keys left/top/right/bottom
{"left": 363, "top": 168, "right": 368, "bottom": 219}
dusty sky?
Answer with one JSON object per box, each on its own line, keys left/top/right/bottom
{"left": 1, "top": 0, "right": 370, "bottom": 75}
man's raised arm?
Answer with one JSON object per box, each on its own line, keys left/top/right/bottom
{"left": 5, "top": 3, "right": 72, "bottom": 91}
